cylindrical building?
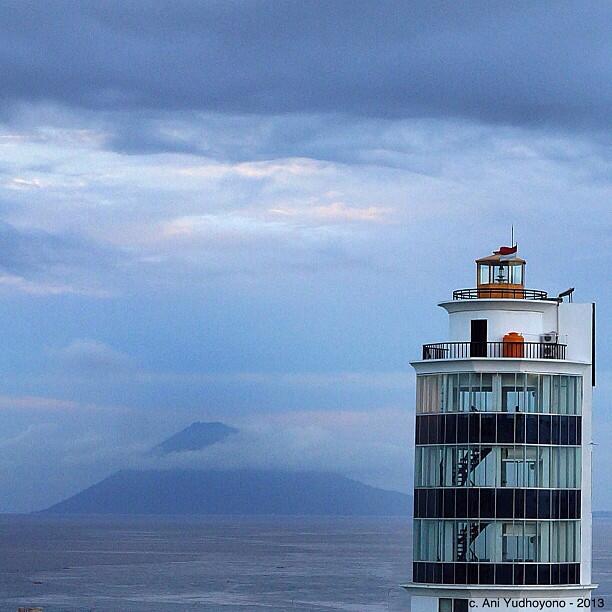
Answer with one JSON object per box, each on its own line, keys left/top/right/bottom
{"left": 404, "top": 247, "right": 597, "bottom": 612}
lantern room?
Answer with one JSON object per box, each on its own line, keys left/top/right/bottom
{"left": 476, "top": 247, "right": 525, "bottom": 298}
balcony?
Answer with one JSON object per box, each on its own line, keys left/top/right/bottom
{"left": 453, "top": 288, "right": 549, "bottom": 300}
{"left": 422, "top": 341, "right": 566, "bottom": 360}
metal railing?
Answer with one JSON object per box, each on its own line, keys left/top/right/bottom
{"left": 453, "top": 288, "right": 549, "bottom": 300}
{"left": 422, "top": 341, "right": 566, "bottom": 360}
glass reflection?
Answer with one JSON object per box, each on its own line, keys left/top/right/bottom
{"left": 413, "top": 519, "right": 580, "bottom": 563}
{"left": 415, "top": 445, "right": 581, "bottom": 489}
{"left": 417, "top": 373, "right": 582, "bottom": 415}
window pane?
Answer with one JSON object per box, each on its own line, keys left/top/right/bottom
{"left": 439, "top": 599, "right": 453, "bottom": 612}
{"left": 541, "top": 375, "right": 551, "bottom": 413}
{"left": 560, "top": 376, "right": 569, "bottom": 415}
{"left": 502, "top": 373, "right": 516, "bottom": 412}
{"left": 526, "top": 374, "right": 538, "bottom": 413}
{"left": 459, "top": 374, "right": 471, "bottom": 412}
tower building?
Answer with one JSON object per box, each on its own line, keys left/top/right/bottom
{"left": 403, "top": 246, "right": 596, "bottom": 612}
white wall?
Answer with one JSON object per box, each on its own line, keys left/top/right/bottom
{"left": 558, "top": 303, "right": 593, "bottom": 363}
{"left": 441, "top": 301, "right": 558, "bottom": 344}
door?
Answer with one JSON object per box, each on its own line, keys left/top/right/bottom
{"left": 470, "top": 319, "right": 487, "bottom": 357}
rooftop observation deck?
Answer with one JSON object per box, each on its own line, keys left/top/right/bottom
{"left": 423, "top": 247, "right": 571, "bottom": 361}
{"left": 452, "top": 288, "right": 549, "bottom": 300}
{"left": 422, "top": 341, "right": 566, "bottom": 360}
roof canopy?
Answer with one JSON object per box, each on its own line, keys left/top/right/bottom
{"left": 476, "top": 253, "right": 526, "bottom": 265}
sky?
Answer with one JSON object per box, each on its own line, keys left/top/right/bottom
{"left": 0, "top": 1, "right": 610, "bottom": 512}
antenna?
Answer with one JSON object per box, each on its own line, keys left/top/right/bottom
{"left": 511, "top": 224, "right": 515, "bottom": 247}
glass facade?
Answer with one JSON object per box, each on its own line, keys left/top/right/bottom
{"left": 413, "top": 371, "right": 584, "bottom": 586}
{"left": 478, "top": 263, "right": 524, "bottom": 285}
{"left": 417, "top": 373, "right": 582, "bottom": 414}
{"left": 416, "top": 413, "right": 581, "bottom": 446}
{"left": 415, "top": 446, "right": 581, "bottom": 488}
{"left": 414, "top": 520, "right": 580, "bottom": 563}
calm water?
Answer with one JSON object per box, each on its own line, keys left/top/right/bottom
{"left": 0, "top": 516, "right": 610, "bottom": 612}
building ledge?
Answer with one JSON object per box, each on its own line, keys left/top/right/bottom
{"left": 401, "top": 582, "right": 597, "bottom": 598}
{"left": 410, "top": 357, "right": 590, "bottom": 368}
{"left": 438, "top": 299, "right": 559, "bottom": 314}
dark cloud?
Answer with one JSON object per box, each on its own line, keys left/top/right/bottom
{"left": 0, "top": 220, "right": 117, "bottom": 295}
{"left": 0, "top": 1, "right": 610, "bottom": 131}
{"left": 0, "top": 222, "right": 93, "bottom": 274}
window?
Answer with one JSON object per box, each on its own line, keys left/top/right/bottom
{"left": 439, "top": 599, "right": 452, "bottom": 612}
{"left": 415, "top": 519, "right": 579, "bottom": 563}
{"left": 415, "top": 445, "right": 581, "bottom": 489}
{"left": 417, "top": 374, "right": 582, "bottom": 415}
{"left": 502, "top": 522, "right": 537, "bottom": 562}
{"left": 439, "top": 599, "right": 469, "bottom": 612}
{"left": 492, "top": 264, "right": 509, "bottom": 283}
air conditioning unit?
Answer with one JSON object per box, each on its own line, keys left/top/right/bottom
{"left": 540, "top": 332, "right": 558, "bottom": 344}
{"left": 540, "top": 332, "right": 559, "bottom": 358}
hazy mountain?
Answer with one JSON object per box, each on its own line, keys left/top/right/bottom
{"left": 42, "top": 422, "right": 411, "bottom": 516}
{"left": 152, "top": 421, "right": 238, "bottom": 455}
{"left": 44, "top": 469, "right": 411, "bottom": 515}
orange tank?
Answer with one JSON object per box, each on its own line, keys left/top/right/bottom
{"left": 503, "top": 332, "right": 524, "bottom": 357}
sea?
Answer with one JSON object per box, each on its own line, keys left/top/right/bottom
{"left": 0, "top": 516, "right": 610, "bottom": 612}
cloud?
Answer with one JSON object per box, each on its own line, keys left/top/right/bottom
{"left": 269, "top": 201, "right": 392, "bottom": 223}
{"left": 0, "top": 4, "right": 609, "bottom": 514}
{"left": 0, "top": 395, "right": 80, "bottom": 411}
{"left": 0, "top": 419, "right": 147, "bottom": 512}
{"left": 131, "top": 407, "right": 413, "bottom": 494}
{"left": 53, "top": 339, "right": 135, "bottom": 373}
{"left": 0, "top": 3, "right": 610, "bottom": 134}
{"left": 0, "top": 221, "right": 115, "bottom": 296}
{"left": 0, "top": 272, "right": 100, "bottom": 296}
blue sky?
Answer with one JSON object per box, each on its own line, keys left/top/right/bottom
{"left": 0, "top": 2, "right": 610, "bottom": 512}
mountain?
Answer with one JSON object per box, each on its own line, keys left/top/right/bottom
{"left": 44, "top": 469, "right": 411, "bottom": 515}
{"left": 42, "top": 421, "right": 411, "bottom": 516}
{"left": 152, "top": 421, "right": 238, "bottom": 455}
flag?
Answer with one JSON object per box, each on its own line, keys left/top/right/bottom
{"left": 495, "top": 245, "right": 518, "bottom": 261}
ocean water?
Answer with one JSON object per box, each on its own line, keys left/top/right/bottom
{"left": 0, "top": 516, "right": 610, "bottom": 612}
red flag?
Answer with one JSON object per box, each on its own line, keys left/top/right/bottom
{"left": 495, "top": 245, "right": 517, "bottom": 256}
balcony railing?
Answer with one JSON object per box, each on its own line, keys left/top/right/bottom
{"left": 453, "top": 288, "right": 549, "bottom": 300}
{"left": 422, "top": 341, "right": 566, "bottom": 360}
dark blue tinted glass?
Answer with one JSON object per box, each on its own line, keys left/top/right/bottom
{"left": 496, "top": 489, "right": 514, "bottom": 518}
{"left": 467, "top": 488, "right": 479, "bottom": 518}
{"left": 538, "top": 490, "right": 551, "bottom": 519}
{"left": 456, "top": 488, "right": 468, "bottom": 518}
{"left": 551, "top": 564, "right": 560, "bottom": 585}
{"left": 538, "top": 415, "right": 551, "bottom": 444}
{"left": 560, "top": 416, "right": 569, "bottom": 445}
{"left": 495, "top": 564, "right": 512, "bottom": 585}
{"left": 480, "top": 414, "right": 496, "bottom": 443}
{"left": 515, "top": 413, "right": 525, "bottom": 443}
{"left": 455, "top": 563, "right": 467, "bottom": 584}
{"left": 525, "top": 564, "right": 537, "bottom": 585}
{"left": 551, "top": 416, "right": 560, "bottom": 444}
{"left": 479, "top": 564, "right": 494, "bottom": 584}
{"left": 568, "top": 417, "right": 577, "bottom": 445}
{"left": 497, "top": 414, "right": 515, "bottom": 443}
{"left": 513, "top": 564, "right": 524, "bottom": 585}
{"left": 526, "top": 415, "right": 538, "bottom": 443}
{"left": 480, "top": 489, "right": 495, "bottom": 516}
{"left": 467, "top": 563, "right": 479, "bottom": 584}
{"left": 525, "top": 489, "right": 537, "bottom": 518}
{"left": 538, "top": 564, "right": 551, "bottom": 585}
{"left": 457, "top": 415, "right": 469, "bottom": 443}
{"left": 445, "top": 414, "right": 457, "bottom": 444}
{"left": 444, "top": 489, "right": 456, "bottom": 518}
{"left": 560, "top": 490, "right": 569, "bottom": 519}
{"left": 514, "top": 489, "right": 525, "bottom": 519}
{"left": 443, "top": 563, "right": 454, "bottom": 584}
{"left": 469, "top": 414, "right": 480, "bottom": 443}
